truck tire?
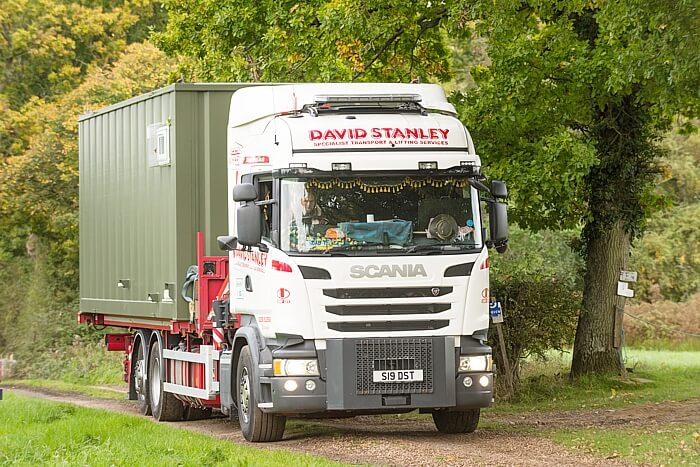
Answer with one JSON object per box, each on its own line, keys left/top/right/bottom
{"left": 236, "top": 346, "right": 286, "bottom": 442}
{"left": 133, "top": 333, "right": 151, "bottom": 416}
{"left": 149, "top": 340, "right": 184, "bottom": 422}
{"left": 432, "top": 408, "right": 480, "bottom": 433}
{"left": 183, "top": 406, "right": 213, "bottom": 421}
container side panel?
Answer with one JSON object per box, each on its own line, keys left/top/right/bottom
{"left": 80, "top": 91, "right": 179, "bottom": 320}
{"left": 80, "top": 88, "right": 235, "bottom": 323}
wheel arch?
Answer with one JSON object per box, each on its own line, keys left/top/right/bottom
{"left": 231, "top": 325, "right": 267, "bottom": 405}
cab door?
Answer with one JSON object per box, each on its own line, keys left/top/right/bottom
{"left": 230, "top": 174, "right": 276, "bottom": 334}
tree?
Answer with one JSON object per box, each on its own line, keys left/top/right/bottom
{"left": 0, "top": 0, "right": 166, "bottom": 158}
{"left": 458, "top": 1, "right": 700, "bottom": 376}
{"left": 154, "top": 0, "right": 463, "bottom": 83}
{"left": 0, "top": 42, "right": 176, "bottom": 288}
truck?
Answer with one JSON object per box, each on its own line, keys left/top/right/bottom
{"left": 78, "top": 82, "right": 509, "bottom": 442}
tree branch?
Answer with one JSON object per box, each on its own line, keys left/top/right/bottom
{"left": 353, "top": 27, "right": 405, "bottom": 81}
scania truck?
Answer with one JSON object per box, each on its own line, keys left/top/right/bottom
{"left": 79, "top": 83, "right": 508, "bottom": 442}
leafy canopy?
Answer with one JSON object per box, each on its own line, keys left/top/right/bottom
{"left": 154, "top": 0, "right": 467, "bottom": 82}
{"left": 459, "top": 0, "right": 700, "bottom": 234}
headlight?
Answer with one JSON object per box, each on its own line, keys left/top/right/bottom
{"left": 273, "top": 359, "right": 320, "bottom": 376}
{"left": 458, "top": 355, "right": 492, "bottom": 372}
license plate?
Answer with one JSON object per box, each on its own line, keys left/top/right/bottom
{"left": 372, "top": 369, "right": 424, "bottom": 383}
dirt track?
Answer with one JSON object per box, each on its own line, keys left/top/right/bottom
{"left": 9, "top": 385, "right": 699, "bottom": 466}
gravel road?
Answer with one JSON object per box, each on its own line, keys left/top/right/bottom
{"left": 10, "top": 385, "right": 698, "bottom": 466}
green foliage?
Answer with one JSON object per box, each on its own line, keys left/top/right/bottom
{"left": 0, "top": 0, "right": 165, "bottom": 112}
{"left": 0, "top": 43, "right": 176, "bottom": 378}
{"left": 0, "top": 42, "right": 176, "bottom": 289}
{"left": 631, "top": 204, "right": 700, "bottom": 302}
{"left": 0, "top": 393, "right": 339, "bottom": 466}
{"left": 459, "top": 1, "right": 700, "bottom": 234}
{"left": 630, "top": 129, "right": 700, "bottom": 301}
{"left": 154, "top": 0, "right": 465, "bottom": 83}
{"left": 458, "top": 0, "right": 700, "bottom": 376}
{"left": 488, "top": 226, "right": 583, "bottom": 396}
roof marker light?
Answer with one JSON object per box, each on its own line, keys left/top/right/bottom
{"left": 332, "top": 163, "right": 352, "bottom": 171}
{"left": 289, "top": 163, "right": 307, "bottom": 169}
{"left": 419, "top": 161, "right": 438, "bottom": 170}
{"left": 314, "top": 94, "right": 422, "bottom": 104}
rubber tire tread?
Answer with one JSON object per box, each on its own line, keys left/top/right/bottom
{"left": 183, "top": 406, "right": 213, "bottom": 421}
{"left": 432, "top": 408, "right": 480, "bottom": 433}
{"left": 237, "top": 346, "right": 286, "bottom": 442}
{"left": 149, "top": 341, "right": 184, "bottom": 422}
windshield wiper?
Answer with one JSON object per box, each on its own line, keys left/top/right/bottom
{"left": 321, "top": 245, "right": 362, "bottom": 255}
{"left": 321, "top": 243, "right": 404, "bottom": 255}
{"left": 404, "top": 243, "right": 478, "bottom": 253}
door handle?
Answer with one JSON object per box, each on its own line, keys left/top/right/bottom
{"left": 245, "top": 275, "right": 253, "bottom": 292}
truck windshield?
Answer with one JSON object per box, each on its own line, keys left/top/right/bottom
{"left": 280, "top": 176, "right": 482, "bottom": 254}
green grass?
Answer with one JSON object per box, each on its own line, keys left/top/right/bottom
{"left": 3, "top": 379, "right": 126, "bottom": 400}
{"left": 0, "top": 392, "right": 339, "bottom": 466}
{"left": 552, "top": 424, "right": 700, "bottom": 465}
{"left": 625, "top": 337, "right": 700, "bottom": 352}
{"left": 491, "top": 348, "right": 700, "bottom": 414}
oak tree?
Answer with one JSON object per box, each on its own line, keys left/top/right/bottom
{"left": 459, "top": 0, "right": 700, "bottom": 375}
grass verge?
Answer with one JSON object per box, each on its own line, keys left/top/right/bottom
{"left": 0, "top": 392, "right": 339, "bottom": 466}
{"left": 3, "top": 379, "right": 126, "bottom": 400}
{"left": 552, "top": 424, "right": 700, "bottom": 465}
{"left": 493, "top": 348, "right": 700, "bottom": 413}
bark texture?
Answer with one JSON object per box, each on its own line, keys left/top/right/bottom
{"left": 571, "top": 220, "right": 629, "bottom": 376}
{"left": 571, "top": 93, "right": 657, "bottom": 377}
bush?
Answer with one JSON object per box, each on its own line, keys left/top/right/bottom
{"left": 630, "top": 203, "right": 700, "bottom": 302}
{"left": 489, "top": 276, "right": 581, "bottom": 398}
{"left": 488, "top": 226, "right": 583, "bottom": 398}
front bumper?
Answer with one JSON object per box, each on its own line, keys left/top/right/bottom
{"left": 262, "top": 336, "right": 493, "bottom": 415}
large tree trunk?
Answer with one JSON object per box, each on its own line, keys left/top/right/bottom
{"left": 571, "top": 220, "right": 629, "bottom": 376}
{"left": 571, "top": 94, "right": 656, "bottom": 377}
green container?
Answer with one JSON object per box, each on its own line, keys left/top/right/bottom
{"left": 79, "top": 84, "right": 245, "bottom": 326}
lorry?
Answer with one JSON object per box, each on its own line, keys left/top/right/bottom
{"left": 78, "top": 82, "right": 509, "bottom": 442}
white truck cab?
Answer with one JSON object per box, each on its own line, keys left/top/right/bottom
{"left": 217, "top": 83, "right": 509, "bottom": 441}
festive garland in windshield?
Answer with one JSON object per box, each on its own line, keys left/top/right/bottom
{"left": 305, "top": 177, "right": 469, "bottom": 193}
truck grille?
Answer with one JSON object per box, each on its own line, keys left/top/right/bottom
{"left": 355, "top": 338, "right": 433, "bottom": 395}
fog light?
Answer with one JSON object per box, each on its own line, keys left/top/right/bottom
{"left": 463, "top": 376, "right": 473, "bottom": 388}
{"left": 305, "top": 380, "right": 316, "bottom": 392}
{"left": 283, "top": 380, "right": 298, "bottom": 392}
{"left": 479, "top": 375, "right": 490, "bottom": 387}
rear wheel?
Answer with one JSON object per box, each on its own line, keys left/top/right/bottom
{"left": 432, "top": 408, "right": 480, "bottom": 433}
{"left": 236, "top": 346, "right": 286, "bottom": 442}
{"left": 148, "top": 340, "right": 184, "bottom": 421}
{"left": 133, "top": 333, "right": 150, "bottom": 416}
{"left": 183, "top": 406, "right": 213, "bottom": 421}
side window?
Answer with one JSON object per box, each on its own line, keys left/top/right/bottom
{"left": 256, "top": 178, "right": 273, "bottom": 240}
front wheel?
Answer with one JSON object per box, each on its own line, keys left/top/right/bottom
{"left": 432, "top": 408, "right": 480, "bottom": 433}
{"left": 236, "top": 346, "right": 286, "bottom": 442}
